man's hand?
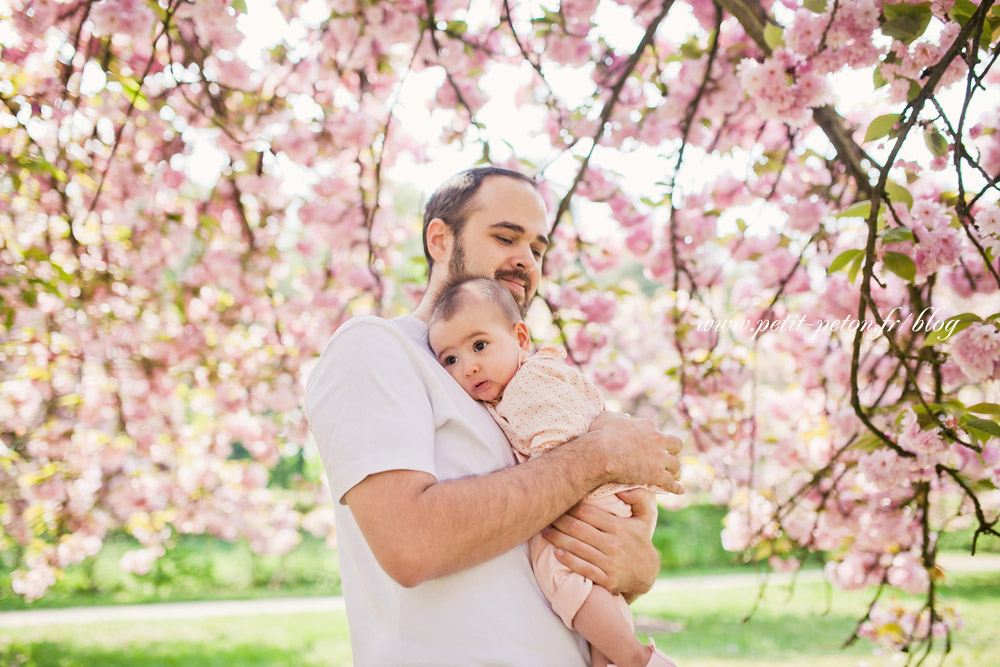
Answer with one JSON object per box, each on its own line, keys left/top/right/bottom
{"left": 542, "top": 489, "right": 661, "bottom": 602}
{"left": 587, "top": 412, "right": 684, "bottom": 494}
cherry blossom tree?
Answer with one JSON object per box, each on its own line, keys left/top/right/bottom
{"left": 2, "top": 0, "right": 998, "bottom": 660}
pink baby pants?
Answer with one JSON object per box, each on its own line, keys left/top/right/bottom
{"left": 529, "top": 493, "right": 634, "bottom": 630}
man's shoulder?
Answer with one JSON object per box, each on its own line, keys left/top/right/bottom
{"left": 327, "top": 314, "right": 420, "bottom": 351}
{"left": 333, "top": 314, "right": 399, "bottom": 338}
{"left": 307, "top": 315, "right": 426, "bottom": 394}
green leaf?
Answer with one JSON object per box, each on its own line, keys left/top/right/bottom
{"left": 982, "top": 18, "right": 1000, "bottom": 52}
{"left": 873, "top": 67, "right": 888, "bottom": 90}
{"left": 884, "top": 182, "right": 913, "bottom": 209}
{"left": 883, "top": 251, "right": 916, "bottom": 282}
{"left": 864, "top": 114, "right": 901, "bottom": 143}
{"left": 848, "top": 253, "right": 865, "bottom": 283}
{"left": 949, "top": 0, "right": 978, "bottom": 25}
{"left": 679, "top": 37, "right": 704, "bottom": 59}
{"left": 849, "top": 431, "right": 882, "bottom": 452}
{"left": 119, "top": 75, "right": 150, "bottom": 112}
{"left": 837, "top": 200, "right": 872, "bottom": 219}
{"left": 965, "top": 418, "right": 1000, "bottom": 439}
{"left": 232, "top": 0, "right": 248, "bottom": 12}
{"left": 924, "top": 126, "right": 949, "bottom": 158}
{"left": 804, "top": 0, "right": 828, "bottom": 12}
{"left": 921, "top": 314, "right": 981, "bottom": 347}
{"left": 764, "top": 23, "right": 784, "bottom": 50}
{"left": 829, "top": 249, "right": 864, "bottom": 274}
{"left": 968, "top": 403, "right": 1000, "bottom": 416}
{"left": 880, "top": 227, "right": 915, "bottom": 244}
{"left": 20, "top": 289, "right": 37, "bottom": 308}
{"left": 882, "top": 2, "right": 933, "bottom": 44}
{"left": 949, "top": 313, "right": 984, "bottom": 324}
{"left": 23, "top": 247, "right": 51, "bottom": 262}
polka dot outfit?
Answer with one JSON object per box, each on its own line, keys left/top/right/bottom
{"left": 485, "top": 346, "right": 664, "bottom": 499}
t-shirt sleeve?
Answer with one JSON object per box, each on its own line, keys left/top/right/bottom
{"left": 493, "top": 355, "right": 603, "bottom": 459}
{"left": 305, "top": 319, "right": 437, "bottom": 504}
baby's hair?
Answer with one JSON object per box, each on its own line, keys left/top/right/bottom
{"left": 430, "top": 276, "right": 523, "bottom": 328}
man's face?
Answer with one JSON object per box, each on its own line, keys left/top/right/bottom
{"left": 447, "top": 178, "right": 549, "bottom": 314}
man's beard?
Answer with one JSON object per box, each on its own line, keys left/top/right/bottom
{"left": 449, "top": 238, "right": 533, "bottom": 316}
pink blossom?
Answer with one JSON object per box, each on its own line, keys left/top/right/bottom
{"left": 547, "top": 34, "right": 593, "bottom": 67}
{"left": 120, "top": 545, "right": 166, "bottom": 576}
{"left": 913, "top": 225, "right": 961, "bottom": 281}
{"left": 302, "top": 506, "right": 337, "bottom": 546}
{"left": 12, "top": 565, "right": 57, "bottom": 603}
{"left": 975, "top": 206, "right": 1000, "bottom": 255}
{"left": 90, "top": 0, "right": 157, "bottom": 39}
{"left": 888, "top": 553, "right": 930, "bottom": 594}
{"left": 825, "top": 552, "right": 880, "bottom": 590}
{"left": 859, "top": 448, "right": 907, "bottom": 487}
{"left": 720, "top": 515, "right": 751, "bottom": 551}
{"left": 57, "top": 533, "right": 103, "bottom": 568}
{"left": 622, "top": 224, "right": 651, "bottom": 254}
{"left": 899, "top": 411, "right": 949, "bottom": 476}
{"left": 593, "top": 358, "right": 631, "bottom": 393}
{"left": 949, "top": 323, "right": 1000, "bottom": 383}
{"left": 907, "top": 199, "right": 950, "bottom": 231}
{"left": 578, "top": 168, "right": 619, "bottom": 201}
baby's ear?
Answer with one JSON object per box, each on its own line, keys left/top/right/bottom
{"left": 514, "top": 321, "right": 531, "bottom": 355}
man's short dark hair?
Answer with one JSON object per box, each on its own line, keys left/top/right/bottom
{"left": 422, "top": 166, "right": 539, "bottom": 274}
{"left": 429, "top": 276, "right": 523, "bottom": 329}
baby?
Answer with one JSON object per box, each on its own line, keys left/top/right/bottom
{"left": 427, "top": 276, "right": 677, "bottom": 667}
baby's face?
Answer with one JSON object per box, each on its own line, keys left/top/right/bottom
{"left": 428, "top": 301, "right": 529, "bottom": 402}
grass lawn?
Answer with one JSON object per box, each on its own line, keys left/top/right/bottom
{"left": 633, "top": 570, "right": 1000, "bottom": 666}
{"left": 0, "top": 534, "right": 343, "bottom": 612}
{"left": 3, "top": 569, "right": 997, "bottom": 666}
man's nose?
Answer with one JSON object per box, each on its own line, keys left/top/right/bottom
{"left": 512, "top": 244, "right": 535, "bottom": 271}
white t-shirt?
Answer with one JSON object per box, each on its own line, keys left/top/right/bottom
{"left": 306, "top": 314, "right": 589, "bottom": 667}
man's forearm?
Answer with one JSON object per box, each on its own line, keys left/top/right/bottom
{"left": 345, "top": 430, "right": 613, "bottom": 587}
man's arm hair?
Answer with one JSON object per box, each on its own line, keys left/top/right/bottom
{"left": 345, "top": 415, "right": 681, "bottom": 588}
{"left": 311, "top": 320, "right": 681, "bottom": 588}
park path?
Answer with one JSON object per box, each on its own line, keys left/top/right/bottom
{"left": 1, "top": 553, "right": 998, "bottom": 629}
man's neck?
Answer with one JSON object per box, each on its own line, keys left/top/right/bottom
{"left": 411, "top": 299, "right": 434, "bottom": 323}
{"left": 411, "top": 273, "right": 445, "bottom": 323}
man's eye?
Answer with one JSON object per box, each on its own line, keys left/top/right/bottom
{"left": 474, "top": 341, "right": 487, "bottom": 351}
{"left": 532, "top": 249, "right": 543, "bottom": 259}
{"left": 496, "top": 236, "right": 512, "bottom": 245}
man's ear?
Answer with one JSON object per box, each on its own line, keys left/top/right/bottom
{"left": 426, "top": 218, "right": 453, "bottom": 265}
{"left": 514, "top": 321, "right": 531, "bottom": 355}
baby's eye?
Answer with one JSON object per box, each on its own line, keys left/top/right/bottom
{"left": 474, "top": 341, "right": 488, "bottom": 352}
{"left": 443, "top": 355, "right": 458, "bottom": 366}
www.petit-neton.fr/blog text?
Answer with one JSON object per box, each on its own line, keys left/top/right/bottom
{"left": 696, "top": 307, "right": 961, "bottom": 342}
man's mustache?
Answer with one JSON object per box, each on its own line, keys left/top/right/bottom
{"left": 494, "top": 269, "right": 532, "bottom": 296}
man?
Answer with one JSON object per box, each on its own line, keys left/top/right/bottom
{"left": 306, "top": 166, "right": 684, "bottom": 665}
